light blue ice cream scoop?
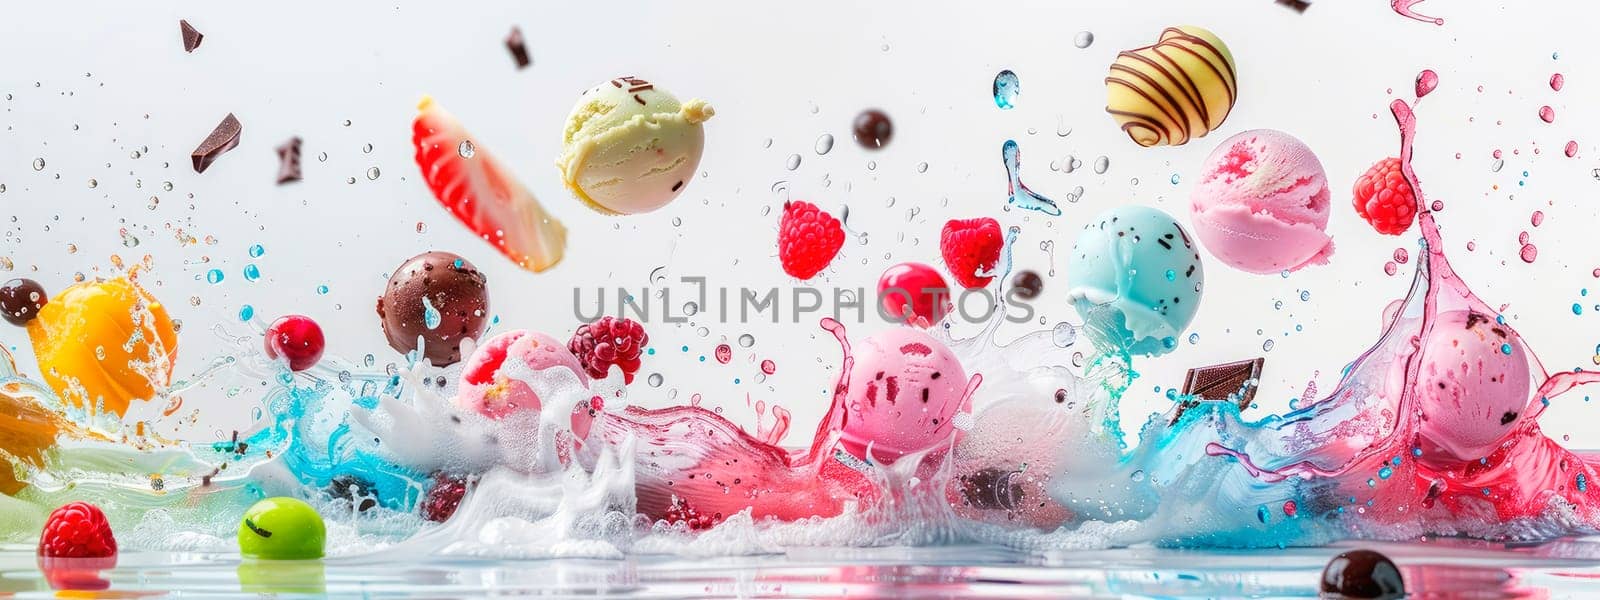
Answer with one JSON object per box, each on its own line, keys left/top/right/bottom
{"left": 1066, "top": 204, "right": 1204, "bottom": 356}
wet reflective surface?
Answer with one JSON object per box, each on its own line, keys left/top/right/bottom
{"left": 3, "top": 538, "right": 1600, "bottom": 597}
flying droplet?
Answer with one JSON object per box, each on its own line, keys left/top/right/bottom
{"left": 1074, "top": 31, "right": 1094, "bottom": 48}
{"left": 993, "top": 70, "right": 1020, "bottom": 110}
{"left": 422, "top": 295, "right": 442, "bottom": 329}
{"left": 366, "top": 167, "right": 381, "bottom": 180}
{"left": 786, "top": 154, "right": 802, "bottom": 170}
{"left": 1000, "top": 140, "right": 1060, "bottom": 216}
{"left": 32, "top": 158, "right": 45, "bottom": 171}
{"left": 1052, "top": 322, "right": 1077, "bottom": 347}
{"left": 814, "top": 134, "right": 834, "bottom": 155}
{"left": 1539, "top": 106, "right": 1556, "bottom": 123}
{"left": 1093, "top": 156, "right": 1110, "bottom": 174}
{"left": 1414, "top": 69, "right": 1439, "bottom": 98}
{"left": 458, "top": 140, "right": 475, "bottom": 158}
{"left": 737, "top": 333, "right": 756, "bottom": 348}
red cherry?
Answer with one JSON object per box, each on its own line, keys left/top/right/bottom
{"left": 264, "top": 315, "right": 326, "bottom": 371}
{"left": 877, "top": 262, "right": 952, "bottom": 328}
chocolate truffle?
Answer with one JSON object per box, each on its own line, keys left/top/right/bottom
{"left": 1320, "top": 549, "right": 1405, "bottom": 599}
{"left": 376, "top": 251, "right": 489, "bottom": 366}
{"left": 0, "top": 278, "right": 47, "bottom": 326}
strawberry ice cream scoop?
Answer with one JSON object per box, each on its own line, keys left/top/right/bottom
{"left": 839, "top": 327, "right": 970, "bottom": 464}
{"left": 1189, "top": 129, "right": 1335, "bottom": 274}
{"left": 1414, "top": 310, "right": 1532, "bottom": 462}
{"left": 457, "top": 330, "right": 588, "bottom": 420}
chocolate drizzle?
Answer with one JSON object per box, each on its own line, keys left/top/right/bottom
{"left": 1105, "top": 27, "right": 1237, "bottom": 147}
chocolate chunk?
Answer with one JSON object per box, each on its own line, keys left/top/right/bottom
{"left": 959, "top": 468, "right": 1025, "bottom": 510}
{"left": 180, "top": 20, "right": 203, "bottom": 53}
{"left": 327, "top": 475, "right": 379, "bottom": 512}
{"left": 275, "top": 137, "right": 302, "bottom": 184}
{"left": 1276, "top": 0, "right": 1312, "bottom": 12}
{"left": 1320, "top": 549, "right": 1405, "bottom": 599}
{"left": 1171, "top": 357, "right": 1264, "bottom": 423}
{"left": 192, "top": 113, "right": 241, "bottom": 174}
{"left": 505, "top": 26, "right": 530, "bottom": 69}
{"left": 1010, "top": 270, "right": 1043, "bottom": 300}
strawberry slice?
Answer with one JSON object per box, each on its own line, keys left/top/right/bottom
{"left": 412, "top": 96, "right": 567, "bottom": 272}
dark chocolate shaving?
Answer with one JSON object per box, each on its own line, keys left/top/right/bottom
{"left": 505, "top": 27, "right": 530, "bottom": 69}
{"left": 192, "top": 113, "right": 241, "bottom": 174}
{"left": 275, "top": 137, "right": 302, "bottom": 184}
{"left": 1171, "top": 357, "right": 1265, "bottom": 424}
{"left": 180, "top": 20, "right": 203, "bottom": 53}
{"left": 1276, "top": 0, "right": 1312, "bottom": 12}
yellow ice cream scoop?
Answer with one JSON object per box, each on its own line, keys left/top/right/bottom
{"left": 1106, "top": 26, "right": 1237, "bottom": 147}
{"left": 26, "top": 276, "right": 177, "bottom": 417}
{"left": 557, "top": 76, "right": 714, "bottom": 215}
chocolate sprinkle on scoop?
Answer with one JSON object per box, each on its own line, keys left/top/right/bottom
{"left": 276, "top": 137, "right": 303, "bottom": 184}
{"left": 1171, "top": 357, "right": 1264, "bottom": 423}
{"left": 192, "top": 113, "right": 241, "bottom": 173}
{"left": 505, "top": 26, "right": 530, "bottom": 69}
{"left": 180, "top": 20, "right": 203, "bottom": 53}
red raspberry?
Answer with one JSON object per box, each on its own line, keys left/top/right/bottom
{"left": 1352, "top": 158, "right": 1418, "bottom": 235}
{"left": 777, "top": 200, "right": 845, "bottom": 280}
{"left": 419, "top": 473, "right": 469, "bottom": 523}
{"left": 569, "top": 316, "right": 648, "bottom": 384}
{"left": 662, "top": 496, "right": 722, "bottom": 531}
{"left": 940, "top": 218, "right": 1005, "bottom": 289}
{"left": 37, "top": 502, "right": 117, "bottom": 558}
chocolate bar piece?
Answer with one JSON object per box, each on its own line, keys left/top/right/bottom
{"left": 275, "top": 137, "right": 302, "bottom": 184}
{"left": 1171, "top": 357, "right": 1265, "bottom": 423}
{"left": 505, "top": 26, "right": 530, "bottom": 69}
{"left": 180, "top": 20, "right": 203, "bottom": 53}
{"left": 192, "top": 113, "right": 241, "bottom": 174}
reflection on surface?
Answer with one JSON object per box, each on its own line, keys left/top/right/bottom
{"left": 0, "top": 539, "right": 1596, "bottom": 597}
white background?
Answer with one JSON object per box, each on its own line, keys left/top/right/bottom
{"left": 2, "top": 1, "right": 1598, "bottom": 446}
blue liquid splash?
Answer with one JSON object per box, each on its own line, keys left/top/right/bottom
{"left": 1001, "top": 140, "right": 1061, "bottom": 216}
{"left": 992, "top": 70, "right": 1019, "bottom": 109}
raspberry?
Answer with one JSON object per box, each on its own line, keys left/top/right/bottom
{"left": 569, "top": 316, "right": 648, "bottom": 384}
{"left": 662, "top": 496, "right": 722, "bottom": 531}
{"left": 420, "top": 473, "right": 469, "bottom": 523}
{"left": 37, "top": 502, "right": 117, "bottom": 559}
{"left": 777, "top": 201, "right": 845, "bottom": 280}
{"left": 1352, "top": 158, "right": 1418, "bottom": 235}
{"left": 940, "top": 218, "right": 1005, "bottom": 289}
{"left": 264, "top": 314, "right": 326, "bottom": 372}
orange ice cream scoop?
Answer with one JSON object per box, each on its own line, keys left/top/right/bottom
{"left": 26, "top": 277, "right": 177, "bottom": 417}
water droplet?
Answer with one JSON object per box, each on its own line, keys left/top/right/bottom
{"left": 992, "top": 69, "right": 1020, "bottom": 109}
{"left": 1263, "top": 339, "right": 1276, "bottom": 352}
{"left": 683, "top": 302, "right": 699, "bottom": 316}
{"left": 248, "top": 244, "right": 265, "bottom": 258}
{"left": 457, "top": 140, "right": 475, "bottom": 158}
{"left": 1539, "top": 105, "right": 1556, "bottom": 123}
{"left": 786, "top": 154, "right": 802, "bottom": 170}
{"left": 317, "top": 152, "right": 329, "bottom": 162}
{"left": 346, "top": 176, "right": 357, "bottom": 184}
{"left": 1551, "top": 73, "right": 1566, "bottom": 91}
{"left": 343, "top": 119, "right": 352, "bottom": 127}
{"left": 32, "top": 158, "right": 44, "bottom": 171}
{"left": 1074, "top": 31, "right": 1095, "bottom": 48}
{"left": 647, "top": 373, "right": 664, "bottom": 388}
{"left": 1490, "top": 158, "right": 1505, "bottom": 173}
{"left": 206, "top": 269, "right": 224, "bottom": 284}
{"left": 119, "top": 228, "right": 139, "bottom": 247}
{"left": 243, "top": 264, "right": 261, "bottom": 281}
{"left": 239, "top": 305, "right": 255, "bottom": 321}
{"left": 814, "top": 134, "right": 834, "bottom": 155}
{"left": 422, "top": 295, "right": 442, "bottom": 329}
{"left": 1414, "top": 69, "right": 1439, "bottom": 97}
{"left": 416, "top": 221, "right": 428, "bottom": 234}
{"left": 362, "top": 143, "right": 374, "bottom": 153}
{"left": 1566, "top": 141, "right": 1579, "bottom": 158}
{"left": 1520, "top": 243, "right": 1539, "bottom": 263}
{"left": 1001, "top": 140, "right": 1060, "bottom": 215}
{"left": 1052, "top": 322, "right": 1077, "bottom": 347}
{"left": 316, "top": 284, "right": 330, "bottom": 295}
{"left": 737, "top": 333, "right": 756, "bottom": 348}
{"left": 366, "top": 167, "right": 381, "bottom": 180}
{"left": 916, "top": 162, "right": 929, "bottom": 173}
{"left": 162, "top": 181, "right": 173, "bottom": 191}
{"left": 1093, "top": 156, "right": 1110, "bottom": 174}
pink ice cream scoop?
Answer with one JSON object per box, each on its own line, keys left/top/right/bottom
{"left": 457, "top": 329, "right": 596, "bottom": 438}
{"left": 1415, "top": 310, "right": 1531, "bottom": 462}
{"left": 1189, "top": 129, "right": 1335, "bottom": 274}
{"left": 838, "top": 327, "right": 970, "bottom": 464}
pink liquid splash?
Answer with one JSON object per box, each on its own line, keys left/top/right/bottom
{"left": 1392, "top": 0, "right": 1445, "bottom": 25}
